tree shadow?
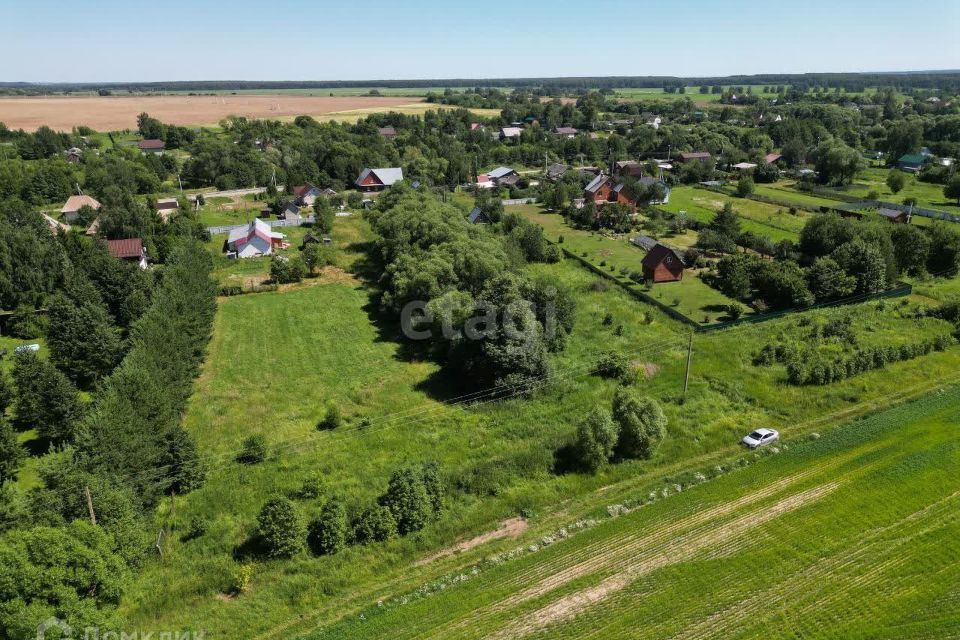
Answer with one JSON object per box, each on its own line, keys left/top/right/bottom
{"left": 232, "top": 535, "right": 268, "bottom": 562}
{"left": 551, "top": 443, "right": 585, "bottom": 475}
{"left": 348, "top": 243, "right": 478, "bottom": 403}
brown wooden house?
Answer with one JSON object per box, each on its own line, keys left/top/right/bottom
{"left": 642, "top": 243, "right": 684, "bottom": 283}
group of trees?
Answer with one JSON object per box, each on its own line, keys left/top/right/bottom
{"left": 709, "top": 211, "right": 960, "bottom": 311}
{"left": 255, "top": 463, "right": 444, "bottom": 559}
{"left": 0, "top": 239, "right": 216, "bottom": 633}
{"left": 571, "top": 388, "right": 667, "bottom": 473}
{"left": 367, "top": 186, "right": 576, "bottom": 390}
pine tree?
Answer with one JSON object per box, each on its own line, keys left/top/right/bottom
{"left": 0, "top": 420, "right": 25, "bottom": 485}
{"left": 12, "top": 351, "right": 83, "bottom": 443}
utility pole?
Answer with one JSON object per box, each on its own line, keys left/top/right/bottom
{"left": 84, "top": 486, "right": 97, "bottom": 525}
{"left": 683, "top": 332, "right": 694, "bottom": 397}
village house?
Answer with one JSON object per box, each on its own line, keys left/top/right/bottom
{"left": 612, "top": 160, "right": 645, "bottom": 179}
{"left": 552, "top": 126, "right": 578, "bottom": 138}
{"left": 64, "top": 147, "right": 83, "bottom": 163}
{"left": 641, "top": 243, "right": 685, "bottom": 283}
{"left": 224, "top": 218, "right": 288, "bottom": 258}
{"left": 545, "top": 163, "right": 568, "bottom": 181}
{"left": 106, "top": 238, "right": 149, "bottom": 269}
{"left": 878, "top": 207, "right": 911, "bottom": 224}
{"left": 485, "top": 166, "right": 519, "bottom": 187}
{"left": 586, "top": 172, "right": 670, "bottom": 207}
{"left": 731, "top": 162, "right": 757, "bottom": 171}
{"left": 292, "top": 183, "right": 322, "bottom": 207}
{"left": 279, "top": 201, "right": 302, "bottom": 222}
{"left": 60, "top": 194, "right": 101, "bottom": 222}
{"left": 678, "top": 151, "right": 712, "bottom": 163}
{"left": 467, "top": 207, "right": 491, "bottom": 224}
{"left": 764, "top": 153, "right": 783, "bottom": 165}
{"left": 156, "top": 197, "right": 179, "bottom": 221}
{"left": 41, "top": 213, "right": 70, "bottom": 234}
{"left": 355, "top": 167, "right": 404, "bottom": 192}
{"left": 499, "top": 126, "right": 523, "bottom": 140}
{"left": 138, "top": 139, "right": 165, "bottom": 154}
{"left": 378, "top": 126, "right": 397, "bottom": 139}
{"left": 475, "top": 174, "right": 494, "bottom": 189}
{"left": 896, "top": 153, "right": 926, "bottom": 173}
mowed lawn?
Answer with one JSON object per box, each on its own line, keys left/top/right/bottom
{"left": 314, "top": 386, "right": 960, "bottom": 640}
{"left": 512, "top": 204, "right": 742, "bottom": 324}
{"left": 661, "top": 186, "right": 813, "bottom": 242}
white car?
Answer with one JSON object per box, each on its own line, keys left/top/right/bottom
{"left": 742, "top": 428, "right": 779, "bottom": 449}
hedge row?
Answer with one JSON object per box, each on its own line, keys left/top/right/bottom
{"left": 785, "top": 334, "right": 953, "bottom": 386}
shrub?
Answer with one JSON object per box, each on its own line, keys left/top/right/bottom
{"left": 611, "top": 389, "right": 667, "bottom": 460}
{"left": 181, "top": 516, "right": 207, "bottom": 541}
{"left": 602, "top": 312, "right": 614, "bottom": 326}
{"left": 237, "top": 435, "right": 268, "bottom": 464}
{"left": 292, "top": 474, "right": 325, "bottom": 500}
{"left": 256, "top": 496, "right": 306, "bottom": 559}
{"left": 350, "top": 505, "right": 397, "bottom": 544}
{"left": 378, "top": 466, "right": 434, "bottom": 535}
{"left": 572, "top": 408, "right": 617, "bottom": 473}
{"left": 227, "top": 563, "right": 253, "bottom": 595}
{"left": 316, "top": 403, "right": 342, "bottom": 431}
{"left": 593, "top": 351, "right": 632, "bottom": 382}
{"left": 308, "top": 498, "right": 347, "bottom": 555}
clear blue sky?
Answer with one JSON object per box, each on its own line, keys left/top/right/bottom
{"left": 3, "top": 0, "right": 958, "bottom": 82}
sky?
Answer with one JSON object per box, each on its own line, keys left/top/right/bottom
{"left": 2, "top": 0, "right": 959, "bottom": 82}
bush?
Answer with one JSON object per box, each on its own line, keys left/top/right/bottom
{"left": 181, "top": 516, "right": 207, "bottom": 541}
{"left": 611, "top": 389, "right": 667, "bottom": 460}
{"left": 292, "top": 474, "right": 325, "bottom": 500}
{"left": 227, "top": 563, "right": 253, "bottom": 595}
{"left": 350, "top": 505, "right": 397, "bottom": 544}
{"left": 308, "top": 498, "right": 347, "bottom": 555}
{"left": 256, "top": 496, "right": 306, "bottom": 558}
{"left": 593, "top": 351, "right": 632, "bottom": 382}
{"left": 237, "top": 435, "right": 268, "bottom": 464}
{"left": 572, "top": 408, "right": 617, "bottom": 473}
{"left": 316, "top": 403, "right": 342, "bottom": 431}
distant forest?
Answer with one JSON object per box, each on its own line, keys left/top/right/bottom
{"left": 2, "top": 71, "right": 960, "bottom": 95}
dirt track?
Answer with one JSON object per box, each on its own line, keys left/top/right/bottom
{"left": 0, "top": 95, "right": 422, "bottom": 131}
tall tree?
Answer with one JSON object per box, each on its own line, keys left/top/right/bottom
{"left": 12, "top": 351, "right": 83, "bottom": 443}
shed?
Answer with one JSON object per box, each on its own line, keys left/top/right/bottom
{"left": 467, "top": 207, "right": 491, "bottom": 224}
{"left": 641, "top": 243, "right": 684, "bottom": 283}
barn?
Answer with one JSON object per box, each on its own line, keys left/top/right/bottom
{"left": 641, "top": 243, "right": 684, "bottom": 283}
{"left": 355, "top": 167, "right": 404, "bottom": 192}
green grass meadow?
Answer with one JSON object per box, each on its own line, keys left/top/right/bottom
{"left": 118, "top": 206, "right": 960, "bottom": 638}
{"left": 313, "top": 386, "right": 960, "bottom": 639}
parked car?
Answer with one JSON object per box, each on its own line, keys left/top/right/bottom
{"left": 742, "top": 427, "right": 779, "bottom": 449}
{"left": 14, "top": 344, "right": 40, "bottom": 354}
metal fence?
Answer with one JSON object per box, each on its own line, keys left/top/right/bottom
{"left": 502, "top": 198, "right": 538, "bottom": 206}
{"left": 207, "top": 216, "right": 315, "bottom": 235}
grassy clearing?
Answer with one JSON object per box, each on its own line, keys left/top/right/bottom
{"left": 315, "top": 385, "right": 960, "bottom": 639}
{"left": 613, "top": 86, "right": 782, "bottom": 103}
{"left": 830, "top": 167, "right": 959, "bottom": 212}
{"left": 661, "top": 186, "right": 812, "bottom": 242}
{"left": 511, "top": 204, "right": 739, "bottom": 324}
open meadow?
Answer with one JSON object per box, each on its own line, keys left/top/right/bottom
{"left": 117, "top": 203, "right": 960, "bottom": 638}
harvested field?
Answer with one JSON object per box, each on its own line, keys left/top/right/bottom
{"left": 0, "top": 95, "right": 425, "bottom": 131}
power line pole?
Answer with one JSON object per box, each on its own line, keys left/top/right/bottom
{"left": 683, "top": 332, "right": 694, "bottom": 398}
{"left": 84, "top": 486, "right": 97, "bottom": 525}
